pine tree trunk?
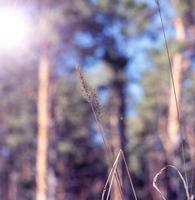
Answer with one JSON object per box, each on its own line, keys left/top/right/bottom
{"left": 0, "top": 158, "right": 10, "bottom": 200}
{"left": 109, "top": 66, "right": 128, "bottom": 200}
{"left": 48, "top": 169, "right": 57, "bottom": 200}
{"left": 109, "top": 114, "right": 123, "bottom": 200}
{"left": 8, "top": 171, "right": 18, "bottom": 200}
{"left": 36, "top": 49, "right": 50, "bottom": 200}
{"left": 166, "top": 15, "right": 189, "bottom": 156}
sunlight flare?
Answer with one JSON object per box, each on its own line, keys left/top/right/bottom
{"left": 0, "top": 7, "right": 31, "bottom": 49}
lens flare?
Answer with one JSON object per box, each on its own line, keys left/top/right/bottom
{"left": 0, "top": 7, "right": 31, "bottom": 50}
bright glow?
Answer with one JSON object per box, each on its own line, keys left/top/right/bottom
{"left": 0, "top": 7, "right": 31, "bottom": 50}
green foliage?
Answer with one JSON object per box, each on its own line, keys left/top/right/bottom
{"left": 173, "top": 0, "right": 195, "bottom": 16}
{"left": 137, "top": 49, "right": 169, "bottom": 125}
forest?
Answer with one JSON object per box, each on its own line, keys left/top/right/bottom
{"left": 0, "top": 0, "right": 195, "bottom": 199}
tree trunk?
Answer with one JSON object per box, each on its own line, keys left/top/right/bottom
{"left": 109, "top": 114, "right": 123, "bottom": 200}
{"left": 48, "top": 169, "right": 57, "bottom": 200}
{"left": 166, "top": 15, "right": 189, "bottom": 157}
{"left": 0, "top": 157, "right": 10, "bottom": 200}
{"left": 8, "top": 171, "right": 18, "bottom": 200}
{"left": 36, "top": 49, "right": 50, "bottom": 200}
{"left": 108, "top": 65, "right": 128, "bottom": 200}
{"left": 157, "top": 113, "right": 180, "bottom": 199}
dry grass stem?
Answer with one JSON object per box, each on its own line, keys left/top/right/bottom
{"left": 101, "top": 150, "right": 121, "bottom": 200}
{"left": 76, "top": 65, "right": 124, "bottom": 199}
{"left": 153, "top": 165, "right": 191, "bottom": 200}
{"left": 102, "top": 149, "right": 138, "bottom": 200}
{"left": 106, "top": 151, "right": 121, "bottom": 200}
{"left": 76, "top": 65, "right": 101, "bottom": 120}
{"left": 155, "top": 0, "right": 189, "bottom": 187}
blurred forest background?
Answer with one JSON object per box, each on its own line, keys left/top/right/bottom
{"left": 0, "top": 0, "right": 195, "bottom": 199}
